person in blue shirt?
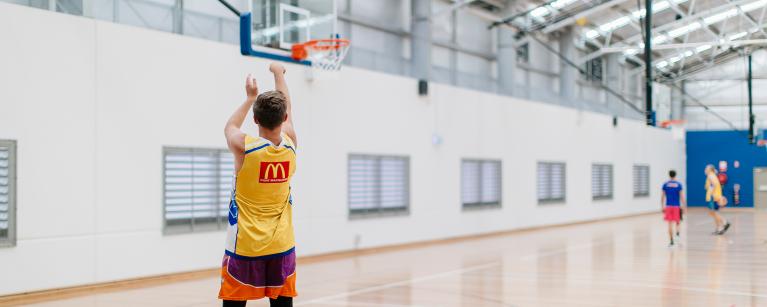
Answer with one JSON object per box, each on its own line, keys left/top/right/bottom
{"left": 661, "top": 170, "right": 686, "bottom": 247}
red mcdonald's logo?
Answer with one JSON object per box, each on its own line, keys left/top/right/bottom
{"left": 259, "top": 161, "right": 290, "bottom": 183}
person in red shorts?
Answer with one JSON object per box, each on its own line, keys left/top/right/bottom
{"left": 661, "top": 170, "right": 686, "bottom": 247}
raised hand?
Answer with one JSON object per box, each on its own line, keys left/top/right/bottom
{"left": 269, "top": 62, "right": 286, "bottom": 74}
{"left": 245, "top": 74, "right": 259, "bottom": 99}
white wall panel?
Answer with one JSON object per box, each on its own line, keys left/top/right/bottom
{"left": 0, "top": 3, "right": 97, "bottom": 240}
{"left": 455, "top": 8, "right": 492, "bottom": 53}
{"left": 349, "top": 0, "right": 406, "bottom": 27}
{"left": 0, "top": 2, "right": 686, "bottom": 295}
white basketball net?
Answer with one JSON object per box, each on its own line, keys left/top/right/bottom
{"left": 306, "top": 43, "right": 349, "bottom": 71}
{"left": 669, "top": 124, "right": 686, "bottom": 140}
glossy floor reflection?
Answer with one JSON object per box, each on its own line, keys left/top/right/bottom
{"left": 20, "top": 209, "right": 767, "bottom": 306}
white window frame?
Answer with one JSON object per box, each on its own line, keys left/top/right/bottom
{"left": 163, "top": 147, "right": 234, "bottom": 234}
{"left": 461, "top": 159, "right": 503, "bottom": 209}
{"left": 537, "top": 161, "right": 566, "bottom": 204}
{"left": 592, "top": 163, "right": 614, "bottom": 200}
{"left": 633, "top": 165, "right": 650, "bottom": 197}
{"left": 0, "top": 140, "right": 16, "bottom": 247}
{"left": 279, "top": 3, "right": 311, "bottom": 50}
{"left": 348, "top": 154, "right": 410, "bottom": 218}
{"left": 516, "top": 43, "right": 530, "bottom": 63}
{"left": 581, "top": 56, "right": 604, "bottom": 82}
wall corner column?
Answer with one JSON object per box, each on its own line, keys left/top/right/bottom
{"left": 497, "top": 7, "right": 517, "bottom": 96}
{"left": 559, "top": 27, "right": 577, "bottom": 106}
{"left": 411, "top": 0, "right": 432, "bottom": 81}
{"left": 605, "top": 53, "right": 622, "bottom": 116}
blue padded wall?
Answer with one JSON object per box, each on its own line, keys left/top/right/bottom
{"left": 686, "top": 130, "right": 765, "bottom": 208}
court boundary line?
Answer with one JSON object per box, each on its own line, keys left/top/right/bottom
{"left": 0, "top": 209, "right": 706, "bottom": 305}
{"left": 0, "top": 269, "right": 218, "bottom": 306}
{"left": 294, "top": 262, "right": 501, "bottom": 306}
{"left": 323, "top": 302, "right": 428, "bottom": 307}
{"left": 296, "top": 232, "right": 632, "bottom": 305}
{"left": 299, "top": 210, "right": 662, "bottom": 264}
{"left": 296, "top": 213, "right": 760, "bottom": 306}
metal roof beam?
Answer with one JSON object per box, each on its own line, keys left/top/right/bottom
{"left": 583, "top": 0, "right": 763, "bottom": 72}
{"left": 617, "top": 0, "right": 758, "bottom": 46}
{"left": 663, "top": 48, "right": 759, "bottom": 82}
{"left": 599, "top": 39, "right": 767, "bottom": 52}
{"left": 728, "top": 0, "right": 767, "bottom": 37}
{"left": 541, "top": 0, "right": 634, "bottom": 33}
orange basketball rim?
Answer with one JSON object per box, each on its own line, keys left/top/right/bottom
{"left": 291, "top": 38, "right": 351, "bottom": 74}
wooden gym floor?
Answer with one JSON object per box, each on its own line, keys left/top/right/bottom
{"left": 5, "top": 208, "right": 767, "bottom": 307}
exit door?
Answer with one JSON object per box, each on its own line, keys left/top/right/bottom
{"left": 753, "top": 168, "right": 767, "bottom": 209}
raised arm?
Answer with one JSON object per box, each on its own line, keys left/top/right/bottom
{"left": 270, "top": 63, "right": 297, "bottom": 146}
{"left": 225, "top": 75, "right": 259, "bottom": 156}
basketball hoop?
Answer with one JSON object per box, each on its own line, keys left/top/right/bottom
{"left": 659, "top": 119, "right": 686, "bottom": 128}
{"left": 660, "top": 120, "right": 686, "bottom": 141}
{"left": 291, "top": 38, "right": 350, "bottom": 72}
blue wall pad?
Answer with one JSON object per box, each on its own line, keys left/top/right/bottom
{"left": 686, "top": 130, "right": 765, "bottom": 208}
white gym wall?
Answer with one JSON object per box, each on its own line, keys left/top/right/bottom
{"left": 0, "top": 2, "right": 685, "bottom": 295}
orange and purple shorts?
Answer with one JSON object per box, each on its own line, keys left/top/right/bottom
{"left": 218, "top": 249, "right": 297, "bottom": 301}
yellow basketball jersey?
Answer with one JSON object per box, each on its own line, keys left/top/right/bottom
{"left": 706, "top": 173, "right": 722, "bottom": 202}
{"left": 225, "top": 133, "right": 296, "bottom": 258}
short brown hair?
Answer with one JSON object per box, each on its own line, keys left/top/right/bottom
{"left": 253, "top": 90, "right": 287, "bottom": 130}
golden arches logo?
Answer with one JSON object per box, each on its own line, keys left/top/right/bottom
{"left": 259, "top": 161, "right": 290, "bottom": 183}
{"left": 265, "top": 163, "right": 286, "bottom": 179}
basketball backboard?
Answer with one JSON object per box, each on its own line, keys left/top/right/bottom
{"left": 248, "top": 0, "right": 336, "bottom": 51}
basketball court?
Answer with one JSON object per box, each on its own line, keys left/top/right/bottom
{"left": 5, "top": 209, "right": 766, "bottom": 306}
{"left": 1, "top": 0, "right": 767, "bottom": 306}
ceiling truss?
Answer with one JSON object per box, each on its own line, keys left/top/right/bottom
{"left": 488, "top": 0, "right": 767, "bottom": 82}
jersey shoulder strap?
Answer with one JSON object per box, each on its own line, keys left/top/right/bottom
{"left": 281, "top": 133, "right": 297, "bottom": 153}
{"left": 244, "top": 135, "right": 269, "bottom": 154}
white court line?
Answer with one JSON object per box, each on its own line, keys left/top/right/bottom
{"left": 297, "top": 216, "right": 735, "bottom": 306}
{"left": 298, "top": 232, "right": 616, "bottom": 305}
{"left": 490, "top": 273, "right": 767, "bottom": 299}
{"left": 323, "top": 301, "right": 428, "bottom": 307}
{"left": 295, "top": 262, "right": 499, "bottom": 306}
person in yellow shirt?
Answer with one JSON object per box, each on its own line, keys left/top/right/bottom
{"left": 705, "top": 165, "right": 730, "bottom": 235}
{"left": 219, "top": 63, "right": 298, "bottom": 307}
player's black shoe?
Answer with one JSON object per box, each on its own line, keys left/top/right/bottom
{"left": 717, "top": 222, "right": 731, "bottom": 235}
